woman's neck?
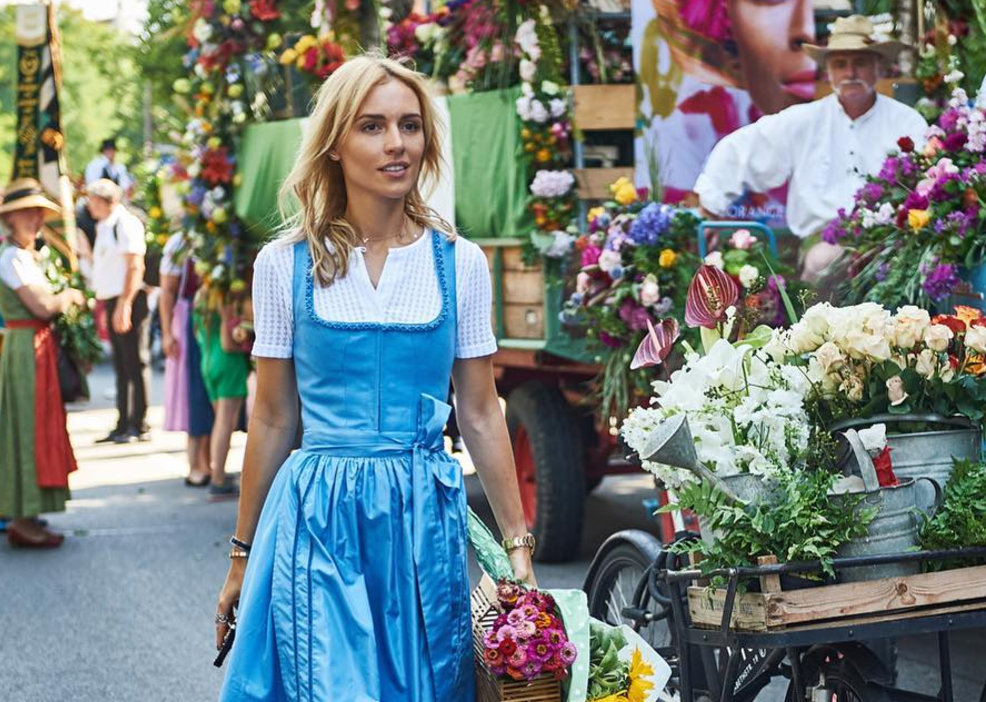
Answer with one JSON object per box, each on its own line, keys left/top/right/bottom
{"left": 9, "top": 230, "right": 35, "bottom": 249}
{"left": 344, "top": 195, "right": 407, "bottom": 243}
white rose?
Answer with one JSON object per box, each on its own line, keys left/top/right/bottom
{"left": 598, "top": 249, "right": 622, "bottom": 274}
{"left": 639, "top": 276, "right": 660, "bottom": 307}
{"left": 704, "top": 251, "right": 724, "bottom": 269}
{"left": 519, "top": 59, "right": 536, "bottom": 83}
{"left": 845, "top": 329, "right": 891, "bottom": 362}
{"left": 966, "top": 325, "right": 986, "bottom": 353}
{"left": 894, "top": 306, "right": 931, "bottom": 349}
{"left": 924, "top": 324, "right": 954, "bottom": 352}
{"left": 886, "top": 376, "right": 908, "bottom": 407}
{"left": 815, "top": 341, "right": 844, "bottom": 374}
{"left": 738, "top": 264, "right": 760, "bottom": 289}
{"left": 915, "top": 348, "right": 937, "bottom": 378}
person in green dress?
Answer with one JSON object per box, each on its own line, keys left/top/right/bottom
{"left": 0, "top": 179, "right": 86, "bottom": 549}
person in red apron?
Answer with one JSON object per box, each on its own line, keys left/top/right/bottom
{"left": 0, "top": 179, "right": 86, "bottom": 548}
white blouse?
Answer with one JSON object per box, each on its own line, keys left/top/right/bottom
{"left": 252, "top": 231, "right": 498, "bottom": 360}
{"left": 0, "top": 245, "right": 48, "bottom": 291}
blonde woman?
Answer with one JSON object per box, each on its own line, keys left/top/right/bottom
{"left": 214, "top": 53, "right": 534, "bottom": 701}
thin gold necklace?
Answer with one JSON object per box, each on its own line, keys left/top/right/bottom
{"left": 358, "top": 220, "right": 418, "bottom": 246}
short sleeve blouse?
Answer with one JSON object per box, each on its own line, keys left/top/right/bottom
{"left": 0, "top": 246, "right": 48, "bottom": 290}
{"left": 251, "top": 232, "right": 497, "bottom": 360}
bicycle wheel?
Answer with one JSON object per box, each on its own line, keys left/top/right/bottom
{"left": 586, "top": 542, "right": 673, "bottom": 650}
{"left": 788, "top": 659, "right": 891, "bottom": 702}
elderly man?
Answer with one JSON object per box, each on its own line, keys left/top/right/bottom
{"left": 88, "top": 179, "right": 150, "bottom": 444}
{"left": 694, "top": 15, "right": 928, "bottom": 282}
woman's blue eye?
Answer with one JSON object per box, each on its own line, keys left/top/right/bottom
{"left": 402, "top": 122, "right": 421, "bottom": 132}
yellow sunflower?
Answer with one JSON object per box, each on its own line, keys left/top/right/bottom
{"left": 627, "top": 648, "right": 655, "bottom": 702}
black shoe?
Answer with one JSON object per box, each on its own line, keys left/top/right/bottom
{"left": 114, "top": 429, "right": 150, "bottom": 444}
{"left": 96, "top": 429, "right": 126, "bottom": 444}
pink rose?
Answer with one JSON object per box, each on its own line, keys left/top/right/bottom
{"left": 581, "top": 244, "right": 601, "bottom": 268}
{"left": 729, "top": 228, "right": 757, "bottom": 250}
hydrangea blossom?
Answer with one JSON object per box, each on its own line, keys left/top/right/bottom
{"left": 628, "top": 202, "right": 672, "bottom": 245}
{"left": 530, "top": 170, "right": 575, "bottom": 198}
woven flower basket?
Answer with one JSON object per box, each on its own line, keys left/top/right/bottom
{"left": 472, "top": 575, "right": 563, "bottom": 702}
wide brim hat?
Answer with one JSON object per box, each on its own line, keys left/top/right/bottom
{"left": 803, "top": 14, "right": 906, "bottom": 64}
{"left": 0, "top": 178, "right": 62, "bottom": 221}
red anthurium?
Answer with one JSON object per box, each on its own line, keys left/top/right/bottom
{"left": 630, "top": 317, "right": 680, "bottom": 370}
{"left": 685, "top": 265, "right": 740, "bottom": 329}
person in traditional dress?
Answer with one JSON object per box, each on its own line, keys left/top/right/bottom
{"left": 159, "top": 231, "right": 213, "bottom": 487}
{"left": 214, "top": 54, "right": 534, "bottom": 700}
{"left": 0, "top": 179, "right": 85, "bottom": 549}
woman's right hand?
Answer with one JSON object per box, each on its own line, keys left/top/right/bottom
{"left": 65, "top": 289, "right": 86, "bottom": 308}
{"left": 162, "top": 333, "right": 180, "bottom": 359}
{"left": 215, "top": 559, "right": 246, "bottom": 650}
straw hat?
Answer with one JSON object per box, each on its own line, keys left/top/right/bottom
{"left": 0, "top": 178, "right": 61, "bottom": 220}
{"left": 803, "top": 15, "right": 905, "bottom": 64}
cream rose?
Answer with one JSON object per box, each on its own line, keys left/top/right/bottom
{"left": 840, "top": 373, "right": 865, "bottom": 402}
{"left": 639, "top": 275, "right": 660, "bottom": 307}
{"left": 815, "top": 342, "right": 844, "bottom": 374}
{"left": 886, "top": 376, "right": 908, "bottom": 406}
{"left": 894, "top": 306, "right": 931, "bottom": 349}
{"left": 924, "top": 324, "right": 954, "bottom": 352}
{"left": 966, "top": 325, "right": 986, "bottom": 354}
{"left": 738, "top": 264, "right": 760, "bottom": 289}
{"left": 915, "top": 348, "right": 937, "bottom": 378}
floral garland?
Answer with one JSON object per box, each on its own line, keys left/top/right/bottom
{"left": 514, "top": 8, "right": 575, "bottom": 263}
{"left": 173, "top": 0, "right": 307, "bottom": 305}
{"left": 827, "top": 88, "right": 986, "bottom": 309}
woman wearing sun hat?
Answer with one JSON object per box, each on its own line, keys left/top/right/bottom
{"left": 0, "top": 178, "right": 86, "bottom": 548}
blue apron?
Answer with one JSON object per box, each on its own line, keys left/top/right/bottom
{"left": 220, "top": 232, "right": 474, "bottom": 701}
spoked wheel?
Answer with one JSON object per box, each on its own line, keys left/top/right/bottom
{"left": 790, "top": 660, "right": 891, "bottom": 702}
{"left": 586, "top": 541, "right": 672, "bottom": 651}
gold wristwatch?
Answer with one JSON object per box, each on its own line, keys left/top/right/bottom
{"left": 501, "top": 533, "right": 536, "bottom": 556}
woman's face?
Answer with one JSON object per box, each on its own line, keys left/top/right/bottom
{"left": 87, "top": 196, "right": 112, "bottom": 221}
{"left": 3, "top": 207, "right": 45, "bottom": 237}
{"left": 336, "top": 79, "right": 426, "bottom": 205}
{"left": 729, "top": 0, "right": 817, "bottom": 115}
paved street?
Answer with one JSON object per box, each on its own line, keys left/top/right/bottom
{"left": 0, "top": 363, "right": 982, "bottom": 701}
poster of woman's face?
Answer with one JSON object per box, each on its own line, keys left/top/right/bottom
{"left": 634, "top": 0, "right": 818, "bottom": 226}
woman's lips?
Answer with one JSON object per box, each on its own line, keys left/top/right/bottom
{"left": 781, "top": 71, "right": 819, "bottom": 101}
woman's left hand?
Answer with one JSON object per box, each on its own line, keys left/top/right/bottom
{"left": 508, "top": 547, "right": 537, "bottom": 588}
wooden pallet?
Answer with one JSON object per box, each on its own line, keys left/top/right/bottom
{"left": 687, "top": 556, "right": 986, "bottom": 632}
{"left": 472, "top": 575, "right": 563, "bottom": 702}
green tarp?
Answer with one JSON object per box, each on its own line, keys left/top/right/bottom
{"left": 446, "top": 87, "right": 532, "bottom": 238}
{"left": 232, "top": 89, "right": 531, "bottom": 240}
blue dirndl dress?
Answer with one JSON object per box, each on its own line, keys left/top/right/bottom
{"left": 219, "top": 233, "right": 475, "bottom": 702}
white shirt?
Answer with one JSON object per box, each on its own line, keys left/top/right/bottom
{"left": 0, "top": 246, "right": 48, "bottom": 290}
{"left": 977, "top": 75, "right": 986, "bottom": 109}
{"left": 252, "top": 232, "right": 498, "bottom": 360}
{"left": 84, "top": 154, "right": 133, "bottom": 191}
{"left": 92, "top": 205, "right": 146, "bottom": 300}
{"left": 694, "top": 94, "right": 929, "bottom": 238}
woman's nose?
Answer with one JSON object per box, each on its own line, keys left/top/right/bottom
{"left": 384, "top": 124, "right": 405, "bottom": 153}
{"left": 789, "top": 0, "right": 814, "bottom": 53}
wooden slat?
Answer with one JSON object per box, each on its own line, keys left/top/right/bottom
{"left": 573, "top": 84, "right": 636, "bottom": 130}
{"left": 501, "top": 246, "right": 541, "bottom": 272}
{"left": 502, "top": 270, "right": 543, "bottom": 305}
{"left": 504, "top": 303, "right": 545, "bottom": 340}
{"left": 779, "top": 599, "right": 986, "bottom": 633}
{"left": 688, "top": 564, "right": 986, "bottom": 632}
{"left": 574, "top": 167, "right": 635, "bottom": 200}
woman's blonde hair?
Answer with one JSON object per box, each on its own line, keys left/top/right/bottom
{"left": 277, "top": 52, "right": 454, "bottom": 286}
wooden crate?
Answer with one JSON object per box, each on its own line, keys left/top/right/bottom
{"left": 472, "top": 576, "right": 563, "bottom": 702}
{"left": 573, "top": 166, "right": 635, "bottom": 200}
{"left": 572, "top": 84, "right": 636, "bottom": 131}
{"left": 687, "top": 559, "right": 986, "bottom": 633}
{"left": 481, "top": 241, "right": 546, "bottom": 341}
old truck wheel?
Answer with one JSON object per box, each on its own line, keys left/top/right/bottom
{"left": 506, "top": 382, "right": 585, "bottom": 562}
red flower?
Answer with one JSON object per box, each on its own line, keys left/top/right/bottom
{"left": 931, "top": 314, "right": 966, "bottom": 337}
{"left": 971, "top": 316, "right": 986, "bottom": 329}
{"left": 895, "top": 206, "right": 908, "bottom": 229}
{"left": 498, "top": 638, "right": 517, "bottom": 657}
{"left": 685, "top": 265, "right": 740, "bottom": 329}
{"left": 897, "top": 136, "right": 915, "bottom": 153}
{"left": 201, "top": 147, "right": 234, "bottom": 185}
{"left": 631, "top": 317, "right": 680, "bottom": 370}
{"left": 249, "top": 0, "right": 280, "bottom": 21}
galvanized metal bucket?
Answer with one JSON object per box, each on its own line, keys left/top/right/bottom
{"left": 830, "top": 414, "right": 981, "bottom": 513}
{"left": 836, "top": 430, "right": 943, "bottom": 582}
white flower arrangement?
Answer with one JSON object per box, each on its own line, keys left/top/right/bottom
{"left": 530, "top": 169, "right": 575, "bottom": 198}
{"left": 622, "top": 339, "right": 811, "bottom": 488}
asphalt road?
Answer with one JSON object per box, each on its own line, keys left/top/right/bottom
{"left": 0, "top": 363, "right": 982, "bottom": 701}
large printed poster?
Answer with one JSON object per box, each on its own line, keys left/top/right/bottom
{"left": 632, "top": 0, "right": 818, "bottom": 227}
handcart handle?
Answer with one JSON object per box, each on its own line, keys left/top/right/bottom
{"left": 697, "top": 220, "right": 779, "bottom": 258}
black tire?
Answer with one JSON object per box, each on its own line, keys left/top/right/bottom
{"left": 586, "top": 541, "right": 673, "bottom": 651}
{"left": 788, "top": 659, "right": 891, "bottom": 702}
{"left": 506, "top": 382, "right": 585, "bottom": 562}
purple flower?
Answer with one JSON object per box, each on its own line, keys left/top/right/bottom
{"left": 904, "top": 191, "right": 930, "bottom": 210}
{"left": 921, "top": 263, "right": 961, "bottom": 301}
{"left": 938, "top": 109, "right": 960, "bottom": 132}
{"left": 901, "top": 159, "right": 919, "bottom": 177}
{"left": 875, "top": 263, "right": 889, "bottom": 282}
{"left": 618, "top": 299, "right": 652, "bottom": 331}
{"left": 599, "top": 331, "right": 624, "bottom": 348}
{"left": 857, "top": 182, "right": 884, "bottom": 203}
{"left": 559, "top": 641, "right": 578, "bottom": 665}
{"left": 943, "top": 132, "right": 968, "bottom": 151}
{"left": 878, "top": 157, "right": 899, "bottom": 182}
{"left": 821, "top": 218, "right": 846, "bottom": 245}
{"left": 629, "top": 202, "right": 672, "bottom": 246}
